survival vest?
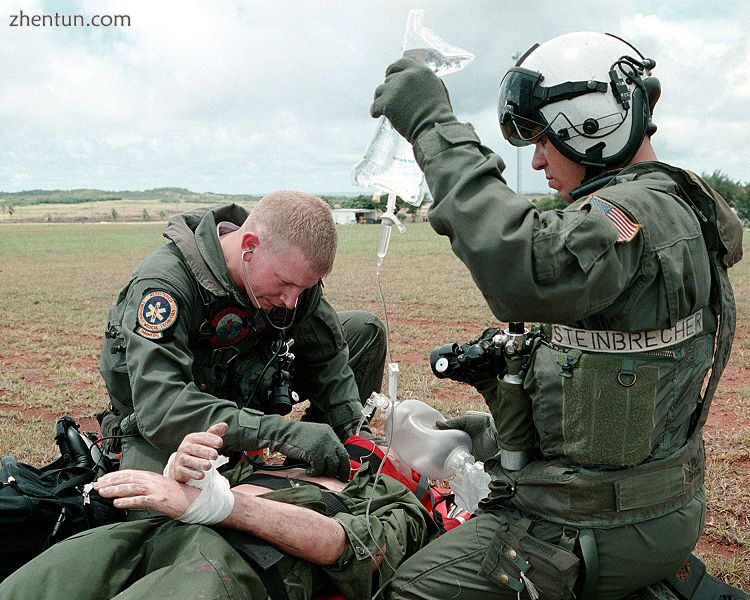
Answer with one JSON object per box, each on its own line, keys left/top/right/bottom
{"left": 492, "top": 162, "right": 742, "bottom": 529}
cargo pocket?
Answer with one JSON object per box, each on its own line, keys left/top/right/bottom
{"left": 479, "top": 519, "right": 579, "bottom": 600}
{"left": 562, "top": 354, "right": 658, "bottom": 466}
{"left": 526, "top": 343, "right": 665, "bottom": 467}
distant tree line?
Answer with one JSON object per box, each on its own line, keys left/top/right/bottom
{"left": 2, "top": 174, "right": 748, "bottom": 222}
{"left": 323, "top": 193, "right": 420, "bottom": 220}
{"left": 702, "top": 171, "right": 750, "bottom": 223}
{"left": 0, "top": 188, "right": 261, "bottom": 208}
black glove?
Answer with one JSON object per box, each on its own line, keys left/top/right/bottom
{"left": 257, "top": 416, "right": 351, "bottom": 482}
{"left": 436, "top": 411, "right": 499, "bottom": 462}
{"left": 371, "top": 57, "right": 457, "bottom": 144}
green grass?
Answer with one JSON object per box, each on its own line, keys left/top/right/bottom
{"left": 0, "top": 222, "right": 166, "bottom": 255}
{"left": 0, "top": 219, "right": 748, "bottom": 589}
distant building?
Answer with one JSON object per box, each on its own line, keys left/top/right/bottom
{"left": 331, "top": 208, "right": 378, "bottom": 225}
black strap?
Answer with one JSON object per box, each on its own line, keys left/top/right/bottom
{"left": 427, "top": 491, "right": 452, "bottom": 533}
{"left": 663, "top": 553, "right": 750, "bottom": 600}
{"left": 321, "top": 489, "right": 350, "bottom": 517}
{"left": 539, "top": 79, "right": 607, "bottom": 105}
{"left": 577, "top": 528, "right": 599, "bottom": 600}
{"left": 216, "top": 527, "right": 289, "bottom": 600}
{"left": 413, "top": 475, "right": 431, "bottom": 506}
{"left": 258, "top": 566, "right": 290, "bottom": 600}
{"left": 343, "top": 442, "right": 384, "bottom": 474}
{"left": 239, "top": 472, "right": 326, "bottom": 490}
{"left": 50, "top": 469, "right": 95, "bottom": 496}
{"left": 216, "top": 528, "right": 285, "bottom": 570}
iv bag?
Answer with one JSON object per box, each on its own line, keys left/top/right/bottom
{"left": 351, "top": 9, "right": 474, "bottom": 207}
{"left": 400, "top": 10, "right": 475, "bottom": 76}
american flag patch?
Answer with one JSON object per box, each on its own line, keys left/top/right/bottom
{"left": 584, "top": 195, "right": 640, "bottom": 242}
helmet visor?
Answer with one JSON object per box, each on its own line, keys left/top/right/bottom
{"left": 498, "top": 68, "right": 550, "bottom": 146}
{"left": 499, "top": 109, "right": 550, "bottom": 147}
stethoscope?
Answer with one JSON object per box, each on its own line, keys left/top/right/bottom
{"left": 238, "top": 247, "right": 300, "bottom": 410}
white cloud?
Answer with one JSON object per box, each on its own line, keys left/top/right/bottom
{"left": 620, "top": 11, "right": 750, "bottom": 180}
{"left": 1, "top": 0, "right": 749, "bottom": 193}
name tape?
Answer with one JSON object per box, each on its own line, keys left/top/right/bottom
{"left": 551, "top": 310, "right": 704, "bottom": 353}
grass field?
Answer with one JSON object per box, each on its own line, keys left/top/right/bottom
{"left": 0, "top": 220, "right": 748, "bottom": 589}
{"left": 0, "top": 199, "right": 257, "bottom": 224}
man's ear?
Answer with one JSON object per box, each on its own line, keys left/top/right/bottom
{"left": 241, "top": 232, "right": 260, "bottom": 257}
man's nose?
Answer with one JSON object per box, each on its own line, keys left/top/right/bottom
{"left": 531, "top": 142, "right": 546, "bottom": 171}
{"left": 280, "top": 290, "right": 300, "bottom": 310}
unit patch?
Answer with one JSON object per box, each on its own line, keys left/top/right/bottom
{"left": 583, "top": 195, "right": 640, "bottom": 242}
{"left": 210, "top": 306, "right": 251, "bottom": 347}
{"left": 135, "top": 289, "right": 180, "bottom": 341}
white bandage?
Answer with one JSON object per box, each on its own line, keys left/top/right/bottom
{"left": 163, "top": 453, "right": 235, "bottom": 525}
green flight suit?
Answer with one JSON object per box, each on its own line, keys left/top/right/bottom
{"left": 0, "top": 468, "right": 437, "bottom": 600}
{"left": 99, "top": 204, "right": 385, "bottom": 473}
{"left": 387, "top": 123, "right": 742, "bottom": 599}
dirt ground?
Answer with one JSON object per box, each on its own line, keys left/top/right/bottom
{"left": 1, "top": 295, "right": 748, "bottom": 589}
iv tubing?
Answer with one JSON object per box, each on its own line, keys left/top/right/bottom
{"left": 376, "top": 191, "right": 398, "bottom": 366}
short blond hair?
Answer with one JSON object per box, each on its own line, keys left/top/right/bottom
{"left": 246, "top": 191, "right": 337, "bottom": 277}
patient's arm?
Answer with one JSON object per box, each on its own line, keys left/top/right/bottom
{"left": 226, "top": 484, "right": 347, "bottom": 564}
{"left": 94, "top": 467, "right": 348, "bottom": 565}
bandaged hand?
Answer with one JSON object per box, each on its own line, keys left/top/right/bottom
{"left": 95, "top": 466, "right": 235, "bottom": 525}
{"left": 371, "top": 57, "right": 456, "bottom": 144}
{"left": 97, "top": 423, "right": 236, "bottom": 524}
{"left": 158, "top": 422, "right": 235, "bottom": 524}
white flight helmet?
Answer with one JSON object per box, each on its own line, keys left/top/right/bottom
{"left": 498, "top": 32, "right": 659, "bottom": 176}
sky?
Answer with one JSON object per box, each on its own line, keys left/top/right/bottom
{"left": 2, "top": 0, "right": 749, "bottom": 196}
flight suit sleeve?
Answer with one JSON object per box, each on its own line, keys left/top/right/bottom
{"left": 291, "top": 288, "right": 364, "bottom": 436}
{"left": 414, "top": 122, "right": 645, "bottom": 324}
{"left": 322, "top": 470, "right": 438, "bottom": 600}
{"left": 119, "top": 276, "right": 274, "bottom": 455}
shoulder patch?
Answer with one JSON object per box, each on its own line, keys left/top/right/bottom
{"left": 135, "top": 289, "right": 180, "bottom": 341}
{"left": 583, "top": 195, "right": 640, "bottom": 242}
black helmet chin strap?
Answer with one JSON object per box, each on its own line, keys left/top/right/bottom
{"left": 580, "top": 143, "right": 608, "bottom": 180}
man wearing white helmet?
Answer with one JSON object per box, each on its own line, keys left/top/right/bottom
{"left": 371, "top": 32, "right": 745, "bottom": 599}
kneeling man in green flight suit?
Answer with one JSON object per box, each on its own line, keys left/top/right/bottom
{"left": 370, "top": 30, "right": 744, "bottom": 599}
{"left": 98, "top": 190, "right": 386, "bottom": 482}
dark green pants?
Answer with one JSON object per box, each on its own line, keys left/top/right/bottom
{"left": 338, "top": 310, "right": 387, "bottom": 403}
{"left": 387, "top": 491, "right": 705, "bottom": 600}
{"left": 302, "top": 310, "right": 387, "bottom": 432}
{"left": 0, "top": 517, "right": 318, "bottom": 600}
